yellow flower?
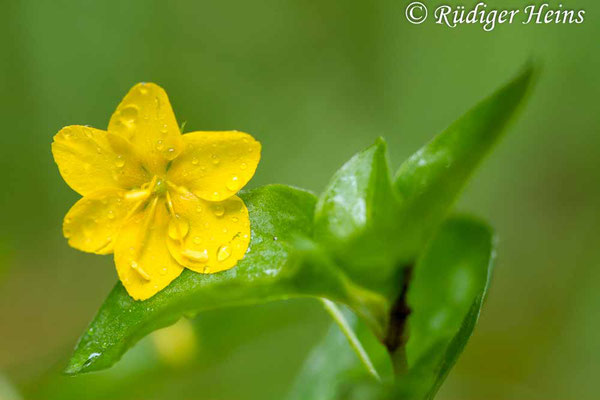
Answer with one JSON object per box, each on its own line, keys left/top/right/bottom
{"left": 52, "top": 83, "right": 261, "bottom": 300}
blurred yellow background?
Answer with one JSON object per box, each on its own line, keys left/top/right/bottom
{"left": 0, "top": 1, "right": 598, "bottom": 399}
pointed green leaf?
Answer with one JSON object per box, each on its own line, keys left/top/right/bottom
{"left": 394, "top": 215, "right": 495, "bottom": 399}
{"left": 314, "top": 138, "right": 402, "bottom": 296}
{"left": 65, "top": 185, "right": 386, "bottom": 375}
{"left": 394, "top": 65, "right": 535, "bottom": 258}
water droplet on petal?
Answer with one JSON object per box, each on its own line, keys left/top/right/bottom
{"left": 139, "top": 85, "right": 148, "bottom": 95}
{"left": 191, "top": 157, "right": 199, "bottom": 165}
{"left": 240, "top": 162, "right": 247, "bottom": 170}
{"left": 166, "top": 148, "right": 176, "bottom": 159}
{"left": 211, "top": 154, "right": 219, "bottom": 165}
{"left": 182, "top": 248, "right": 208, "bottom": 263}
{"left": 226, "top": 176, "right": 240, "bottom": 191}
{"left": 107, "top": 210, "right": 115, "bottom": 219}
{"left": 217, "top": 245, "right": 231, "bottom": 262}
{"left": 115, "top": 156, "right": 125, "bottom": 168}
{"left": 193, "top": 236, "right": 202, "bottom": 245}
{"left": 155, "top": 140, "right": 165, "bottom": 151}
{"left": 195, "top": 206, "right": 203, "bottom": 213}
{"left": 120, "top": 105, "right": 139, "bottom": 123}
{"left": 213, "top": 204, "right": 225, "bottom": 217}
{"left": 160, "top": 266, "right": 168, "bottom": 276}
{"left": 168, "top": 216, "right": 189, "bottom": 240}
{"left": 231, "top": 216, "right": 239, "bottom": 223}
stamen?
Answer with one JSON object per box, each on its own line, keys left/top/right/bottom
{"left": 139, "top": 196, "right": 159, "bottom": 248}
{"left": 166, "top": 191, "right": 184, "bottom": 247}
{"left": 125, "top": 189, "right": 150, "bottom": 200}
{"left": 166, "top": 181, "right": 193, "bottom": 196}
{"left": 130, "top": 260, "right": 151, "bottom": 281}
{"left": 123, "top": 176, "right": 160, "bottom": 222}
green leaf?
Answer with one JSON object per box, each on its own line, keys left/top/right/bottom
{"left": 394, "top": 65, "right": 535, "bottom": 259}
{"left": 286, "top": 302, "right": 393, "bottom": 400}
{"left": 393, "top": 215, "right": 495, "bottom": 399}
{"left": 65, "top": 184, "right": 387, "bottom": 375}
{"left": 314, "top": 138, "right": 402, "bottom": 297}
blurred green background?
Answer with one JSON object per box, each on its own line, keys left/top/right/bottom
{"left": 1, "top": 0, "right": 598, "bottom": 399}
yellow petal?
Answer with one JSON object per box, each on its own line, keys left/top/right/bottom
{"left": 63, "top": 189, "right": 139, "bottom": 255}
{"left": 167, "top": 131, "right": 260, "bottom": 201}
{"left": 166, "top": 189, "right": 250, "bottom": 274}
{"left": 108, "top": 83, "right": 184, "bottom": 174}
{"left": 114, "top": 197, "right": 184, "bottom": 300}
{"left": 52, "top": 125, "right": 149, "bottom": 196}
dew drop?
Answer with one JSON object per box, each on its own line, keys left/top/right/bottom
{"left": 107, "top": 210, "right": 115, "bottom": 219}
{"left": 83, "top": 352, "right": 102, "bottom": 368}
{"left": 211, "top": 154, "right": 219, "bottom": 165}
{"left": 212, "top": 192, "right": 220, "bottom": 200}
{"left": 226, "top": 176, "right": 240, "bottom": 191}
{"left": 231, "top": 216, "right": 239, "bottom": 223}
{"left": 195, "top": 206, "right": 203, "bottom": 213}
{"left": 139, "top": 85, "right": 149, "bottom": 95}
{"left": 217, "top": 245, "right": 231, "bottom": 262}
{"left": 191, "top": 157, "right": 199, "bottom": 165}
{"left": 182, "top": 248, "right": 208, "bottom": 263}
{"left": 168, "top": 216, "right": 190, "bottom": 240}
{"left": 155, "top": 140, "right": 165, "bottom": 151}
{"left": 240, "top": 162, "right": 248, "bottom": 170}
{"left": 160, "top": 266, "right": 168, "bottom": 276}
{"left": 193, "top": 236, "right": 202, "bottom": 245}
{"left": 115, "top": 156, "right": 125, "bottom": 168}
{"left": 164, "top": 147, "right": 177, "bottom": 160}
{"left": 120, "top": 105, "right": 139, "bottom": 123}
{"left": 213, "top": 204, "right": 225, "bottom": 217}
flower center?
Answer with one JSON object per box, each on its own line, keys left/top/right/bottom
{"left": 153, "top": 178, "right": 168, "bottom": 195}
